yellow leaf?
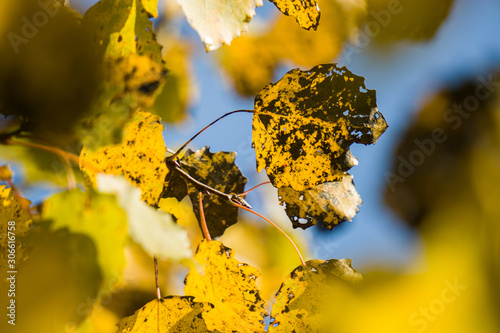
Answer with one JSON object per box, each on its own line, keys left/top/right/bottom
{"left": 0, "top": 164, "right": 13, "bottom": 181}
{"left": 185, "top": 240, "right": 268, "bottom": 332}
{"left": 278, "top": 175, "right": 362, "bottom": 229}
{"left": 269, "top": 259, "right": 362, "bottom": 332}
{"left": 0, "top": 185, "right": 32, "bottom": 273}
{"left": 116, "top": 296, "right": 213, "bottom": 332}
{"left": 253, "top": 63, "right": 387, "bottom": 191}
{"left": 270, "top": 0, "right": 321, "bottom": 30}
{"left": 80, "top": 110, "right": 168, "bottom": 206}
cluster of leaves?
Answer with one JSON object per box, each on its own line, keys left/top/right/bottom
{"left": 0, "top": 0, "right": 404, "bottom": 332}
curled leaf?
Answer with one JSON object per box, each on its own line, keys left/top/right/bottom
{"left": 253, "top": 63, "right": 387, "bottom": 191}
{"left": 278, "top": 175, "right": 362, "bottom": 229}
{"left": 185, "top": 240, "right": 268, "bottom": 332}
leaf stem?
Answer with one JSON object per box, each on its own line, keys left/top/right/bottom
{"left": 198, "top": 191, "right": 211, "bottom": 241}
{"left": 5, "top": 138, "right": 80, "bottom": 165}
{"left": 154, "top": 255, "right": 161, "bottom": 300}
{"left": 239, "top": 181, "right": 271, "bottom": 196}
{"left": 231, "top": 202, "right": 306, "bottom": 266}
{"left": 168, "top": 110, "right": 254, "bottom": 160}
{"left": 168, "top": 161, "right": 252, "bottom": 209}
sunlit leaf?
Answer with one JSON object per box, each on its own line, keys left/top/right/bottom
{"left": 0, "top": 164, "right": 13, "bottom": 181}
{"left": 269, "top": 259, "right": 362, "bottom": 332}
{"left": 180, "top": 147, "right": 247, "bottom": 238}
{"left": 0, "top": 185, "right": 32, "bottom": 273}
{"left": 42, "top": 188, "right": 128, "bottom": 291}
{"left": 80, "top": 111, "right": 168, "bottom": 206}
{"left": 97, "top": 175, "right": 192, "bottom": 261}
{"left": 116, "top": 296, "right": 213, "bottom": 332}
{"left": 253, "top": 63, "right": 387, "bottom": 191}
{"left": 185, "top": 240, "right": 268, "bottom": 332}
{"left": 270, "top": 0, "right": 321, "bottom": 30}
{"left": 278, "top": 175, "right": 362, "bottom": 229}
{"left": 177, "top": 0, "right": 263, "bottom": 51}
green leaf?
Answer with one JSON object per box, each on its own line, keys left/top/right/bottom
{"left": 79, "top": 111, "right": 169, "bottom": 206}
{"left": 116, "top": 296, "right": 214, "bottom": 332}
{"left": 278, "top": 175, "right": 362, "bottom": 229}
{"left": 184, "top": 240, "right": 268, "bottom": 332}
{"left": 253, "top": 63, "right": 387, "bottom": 191}
{"left": 177, "top": 0, "right": 263, "bottom": 51}
{"left": 181, "top": 146, "right": 247, "bottom": 238}
{"left": 270, "top": 0, "right": 321, "bottom": 30}
{"left": 97, "top": 175, "right": 192, "bottom": 261}
{"left": 42, "top": 188, "right": 128, "bottom": 292}
{"left": 269, "top": 259, "right": 362, "bottom": 332}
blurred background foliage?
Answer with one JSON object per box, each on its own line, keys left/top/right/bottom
{"left": 1, "top": 0, "right": 500, "bottom": 332}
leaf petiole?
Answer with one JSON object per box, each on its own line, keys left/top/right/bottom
{"left": 198, "top": 191, "right": 212, "bottom": 241}
{"left": 231, "top": 201, "right": 306, "bottom": 266}
{"left": 168, "top": 109, "right": 254, "bottom": 160}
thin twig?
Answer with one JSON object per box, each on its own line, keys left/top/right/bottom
{"left": 154, "top": 255, "right": 161, "bottom": 300}
{"left": 239, "top": 181, "right": 271, "bottom": 196}
{"left": 168, "top": 161, "right": 252, "bottom": 209}
{"left": 169, "top": 110, "right": 254, "bottom": 160}
{"left": 231, "top": 201, "right": 306, "bottom": 266}
{"left": 5, "top": 138, "right": 80, "bottom": 164}
{"left": 198, "top": 191, "right": 211, "bottom": 241}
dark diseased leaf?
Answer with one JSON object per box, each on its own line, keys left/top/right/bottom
{"left": 181, "top": 146, "right": 247, "bottom": 238}
{"left": 184, "top": 240, "right": 268, "bottom": 332}
{"left": 253, "top": 63, "right": 387, "bottom": 191}
{"left": 278, "top": 175, "right": 362, "bottom": 229}
{"left": 116, "top": 296, "right": 213, "bottom": 332}
{"left": 270, "top": 258, "right": 362, "bottom": 332}
{"left": 270, "top": 0, "right": 321, "bottom": 30}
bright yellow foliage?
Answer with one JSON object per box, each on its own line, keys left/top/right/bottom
{"left": 116, "top": 296, "right": 213, "bottom": 332}
{"left": 253, "top": 64, "right": 387, "bottom": 191}
{"left": 185, "top": 240, "right": 268, "bottom": 332}
{"left": 80, "top": 110, "right": 168, "bottom": 206}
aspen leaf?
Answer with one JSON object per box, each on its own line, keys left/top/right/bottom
{"left": 253, "top": 63, "right": 387, "bottom": 191}
{"left": 270, "top": 0, "right": 321, "bottom": 30}
{"left": 176, "top": 0, "right": 263, "bottom": 51}
{"left": 0, "top": 164, "right": 13, "bottom": 181}
{"left": 269, "top": 258, "right": 362, "bottom": 332}
{"left": 181, "top": 147, "right": 247, "bottom": 238}
{"left": 42, "top": 188, "right": 128, "bottom": 291}
{"left": 184, "top": 240, "right": 268, "bottom": 332}
{"left": 97, "top": 175, "right": 192, "bottom": 261}
{"left": 80, "top": 111, "right": 168, "bottom": 206}
{"left": 0, "top": 185, "right": 32, "bottom": 273}
{"left": 278, "top": 175, "right": 362, "bottom": 229}
{"left": 116, "top": 296, "right": 213, "bottom": 332}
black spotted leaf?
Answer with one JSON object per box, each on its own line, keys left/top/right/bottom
{"left": 178, "top": 146, "right": 247, "bottom": 238}
{"left": 252, "top": 63, "right": 388, "bottom": 192}
{"left": 269, "top": 258, "right": 362, "bottom": 332}
{"left": 278, "top": 175, "right": 362, "bottom": 229}
{"left": 270, "top": 0, "right": 321, "bottom": 30}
